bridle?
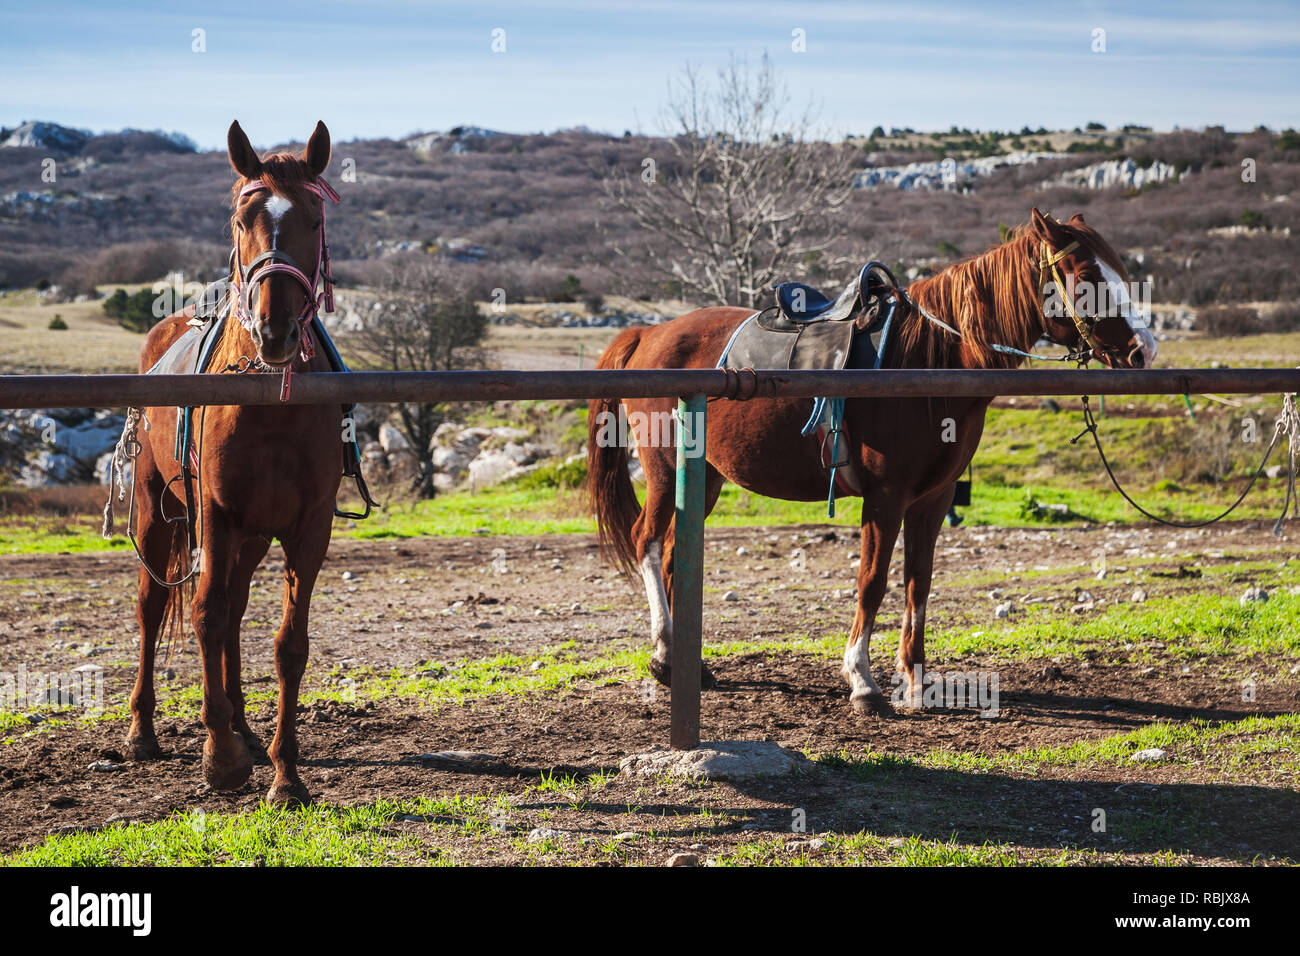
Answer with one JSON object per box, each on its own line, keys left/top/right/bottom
{"left": 1035, "top": 237, "right": 1107, "bottom": 358}
{"left": 230, "top": 176, "right": 341, "bottom": 379}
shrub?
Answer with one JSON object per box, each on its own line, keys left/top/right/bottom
{"left": 48, "top": 314, "right": 67, "bottom": 330}
{"left": 102, "top": 287, "right": 161, "bottom": 333}
{"left": 512, "top": 456, "right": 587, "bottom": 490}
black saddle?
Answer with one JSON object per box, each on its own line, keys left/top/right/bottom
{"left": 769, "top": 262, "right": 900, "bottom": 329}
{"left": 719, "top": 262, "right": 901, "bottom": 373}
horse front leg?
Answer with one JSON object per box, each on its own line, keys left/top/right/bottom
{"left": 224, "top": 537, "right": 271, "bottom": 755}
{"left": 841, "top": 495, "right": 904, "bottom": 716}
{"left": 194, "top": 522, "right": 253, "bottom": 790}
{"left": 266, "top": 512, "right": 332, "bottom": 807}
{"left": 895, "top": 488, "right": 953, "bottom": 709}
{"left": 125, "top": 469, "right": 175, "bottom": 761}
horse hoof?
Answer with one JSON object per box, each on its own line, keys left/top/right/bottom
{"left": 851, "top": 694, "right": 894, "bottom": 717}
{"left": 236, "top": 727, "right": 267, "bottom": 757}
{"left": 266, "top": 778, "right": 311, "bottom": 808}
{"left": 202, "top": 737, "right": 253, "bottom": 791}
{"left": 648, "top": 657, "right": 717, "bottom": 690}
{"left": 648, "top": 656, "right": 671, "bottom": 687}
{"left": 701, "top": 663, "right": 717, "bottom": 690}
{"left": 125, "top": 733, "right": 161, "bottom": 761}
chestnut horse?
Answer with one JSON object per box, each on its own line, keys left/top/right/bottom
{"left": 123, "top": 121, "right": 343, "bottom": 805}
{"left": 589, "top": 209, "right": 1157, "bottom": 716}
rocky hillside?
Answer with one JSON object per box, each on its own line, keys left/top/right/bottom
{"left": 1, "top": 121, "right": 1297, "bottom": 311}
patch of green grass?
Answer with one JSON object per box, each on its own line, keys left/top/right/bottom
{"left": 816, "top": 714, "right": 1300, "bottom": 778}
{"left": 931, "top": 590, "right": 1300, "bottom": 663}
{"left": 0, "top": 796, "right": 485, "bottom": 866}
{"left": 713, "top": 833, "right": 1071, "bottom": 867}
{"left": 0, "top": 517, "right": 131, "bottom": 555}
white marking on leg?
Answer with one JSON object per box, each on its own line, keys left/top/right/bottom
{"left": 641, "top": 541, "right": 672, "bottom": 662}
{"left": 841, "top": 632, "right": 883, "bottom": 702}
{"left": 896, "top": 598, "right": 927, "bottom": 706}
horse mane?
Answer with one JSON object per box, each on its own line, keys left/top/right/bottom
{"left": 889, "top": 216, "right": 1130, "bottom": 371}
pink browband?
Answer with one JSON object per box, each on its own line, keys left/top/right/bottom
{"left": 231, "top": 176, "right": 342, "bottom": 368}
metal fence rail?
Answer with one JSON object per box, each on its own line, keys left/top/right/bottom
{"left": 3, "top": 367, "right": 1300, "bottom": 409}
{"left": 3, "top": 366, "right": 1297, "bottom": 749}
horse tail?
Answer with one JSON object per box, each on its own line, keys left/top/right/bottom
{"left": 158, "top": 519, "right": 193, "bottom": 663}
{"left": 587, "top": 328, "right": 644, "bottom": 578}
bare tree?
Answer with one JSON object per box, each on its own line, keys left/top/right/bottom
{"left": 344, "top": 259, "right": 487, "bottom": 497}
{"left": 603, "top": 53, "right": 862, "bottom": 308}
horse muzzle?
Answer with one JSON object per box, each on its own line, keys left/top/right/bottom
{"left": 252, "top": 320, "right": 301, "bottom": 367}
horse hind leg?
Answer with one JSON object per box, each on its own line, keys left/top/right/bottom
{"left": 895, "top": 490, "right": 951, "bottom": 710}
{"left": 657, "top": 464, "right": 725, "bottom": 689}
{"left": 125, "top": 476, "right": 178, "bottom": 761}
{"left": 637, "top": 452, "right": 723, "bottom": 689}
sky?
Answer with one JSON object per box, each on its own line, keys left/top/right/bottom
{"left": 2, "top": 0, "right": 1298, "bottom": 150}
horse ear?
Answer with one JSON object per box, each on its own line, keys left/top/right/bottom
{"left": 227, "top": 121, "right": 262, "bottom": 180}
{"left": 303, "top": 121, "right": 331, "bottom": 178}
{"left": 1031, "top": 206, "right": 1064, "bottom": 239}
{"left": 1068, "top": 213, "right": 1087, "bottom": 226}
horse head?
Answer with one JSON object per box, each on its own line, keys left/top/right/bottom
{"left": 226, "top": 120, "right": 334, "bottom": 367}
{"left": 1028, "top": 207, "right": 1158, "bottom": 369}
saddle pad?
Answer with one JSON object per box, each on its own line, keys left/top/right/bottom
{"left": 145, "top": 277, "right": 232, "bottom": 377}
{"left": 145, "top": 314, "right": 226, "bottom": 377}
{"left": 720, "top": 309, "right": 883, "bottom": 372}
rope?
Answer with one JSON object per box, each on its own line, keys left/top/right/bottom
{"left": 1071, "top": 392, "right": 1298, "bottom": 531}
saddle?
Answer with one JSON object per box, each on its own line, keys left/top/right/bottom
{"left": 720, "top": 262, "right": 901, "bottom": 373}
{"left": 717, "top": 262, "right": 903, "bottom": 518}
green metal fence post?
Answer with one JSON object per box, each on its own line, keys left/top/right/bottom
{"left": 670, "top": 394, "right": 707, "bottom": 750}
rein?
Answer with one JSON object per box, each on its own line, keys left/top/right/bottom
{"left": 1072, "top": 391, "right": 1300, "bottom": 532}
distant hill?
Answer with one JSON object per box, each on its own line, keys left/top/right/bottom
{"left": 0, "top": 121, "right": 1296, "bottom": 313}
{"left": 0, "top": 120, "right": 196, "bottom": 156}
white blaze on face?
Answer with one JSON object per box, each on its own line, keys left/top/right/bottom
{"left": 1097, "top": 257, "right": 1157, "bottom": 367}
{"left": 264, "top": 194, "right": 292, "bottom": 246}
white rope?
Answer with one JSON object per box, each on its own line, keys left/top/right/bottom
{"left": 1273, "top": 388, "right": 1299, "bottom": 536}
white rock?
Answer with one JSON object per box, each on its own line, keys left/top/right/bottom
{"left": 378, "top": 423, "right": 410, "bottom": 453}
{"left": 1240, "top": 587, "right": 1269, "bottom": 605}
{"left": 994, "top": 602, "right": 1012, "bottom": 619}
{"left": 467, "top": 452, "right": 516, "bottom": 490}
{"left": 527, "top": 827, "right": 567, "bottom": 843}
{"left": 431, "top": 445, "right": 470, "bottom": 473}
{"left": 1129, "top": 748, "right": 1168, "bottom": 763}
{"left": 722, "top": 591, "right": 739, "bottom": 602}
{"left": 1131, "top": 588, "right": 1148, "bottom": 603}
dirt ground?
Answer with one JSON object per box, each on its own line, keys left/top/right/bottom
{"left": 1, "top": 520, "right": 1298, "bottom": 863}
